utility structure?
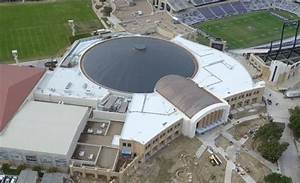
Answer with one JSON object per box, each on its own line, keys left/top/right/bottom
{"left": 68, "top": 19, "right": 76, "bottom": 36}
{"left": 11, "top": 50, "right": 19, "bottom": 65}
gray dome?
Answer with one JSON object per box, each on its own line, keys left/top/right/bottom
{"left": 81, "top": 36, "right": 197, "bottom": 93}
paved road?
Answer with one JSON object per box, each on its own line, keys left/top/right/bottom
{"left": 265, "top": 87, "right": 300, "bottom": 182}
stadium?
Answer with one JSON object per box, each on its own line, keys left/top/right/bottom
{"left": 0, "top": 32, "right": 265, "bottom": 181}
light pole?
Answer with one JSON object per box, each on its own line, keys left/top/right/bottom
{"left": 68, "top": 19, "right": 76, "bottom": 36}
{"left": 12, "top": 50, "right": 19, "bottom": 65}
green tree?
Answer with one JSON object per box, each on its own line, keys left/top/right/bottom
{"left": 289, "top": 106, "right": 300, "bottom": 139}
{"left": 264, "top": 173, "right": 292, "bottom": 183}
{"left": 254, "top": 123, "right": 288, "bottom": 163}
{"left": 257, "top": 141, "right": 289, "bottom": 163}
{"left": 47, "top": 167, "right": 59, "bottom": 173}
{"left": 254, "top": 123, "right": 283, "bottom": 141}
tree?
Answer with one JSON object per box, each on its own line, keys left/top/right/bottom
{"left": 254, "top": 123, "right": 288, "bottom": 163}
{"left": 257, "top": 141, "right": 289, "bottom": 163}
{"left": 289, "top": 106, "right": 300, "bottom": 139}
{"left": 47, "top": 167, "right": 59, "bottom": 173}
{"left": 254, "top": 123, "right": 283, "bottom": 142}
{"left": 264, "top": 173, "right": 292, "bottom": 183}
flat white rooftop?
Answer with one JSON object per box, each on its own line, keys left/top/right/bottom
{"left": 0, "top": 101, "right": 89, "bottom": 155}
{"left": 34, "top": 34, "right": 264, "bottom": 145}
{"left": 121, "top": 93, "right": 182, "bottom": 144}
{"left": 173, "top": 36, "right": 264, "bottom": 98}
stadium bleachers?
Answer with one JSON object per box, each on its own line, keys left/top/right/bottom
{"left": 167, "top": 0, "right": 194, "bottom": 12}
{"left": 191, "top": 0, "right": 223, "bottom": 6}
{"left": 256, "top": 38, "right": 300, "bottom": 49}
{"left": 210, "top": 5, "right": 226, "bottom": 17}
{"left": 175, "top": 0, "right": 300, "bottom": 25}
{"left": 220, "top": 3, "right": 238, "bottom": 15}
{"left": 231, "top": 1, "right": 248, "bottom": 13}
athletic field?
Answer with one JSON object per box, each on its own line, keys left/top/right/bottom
{"left": 194, "top": 11, "right": 299, "bottom": 49}
{"left": 0, "top": 0, "right": 102, "bottom": 62}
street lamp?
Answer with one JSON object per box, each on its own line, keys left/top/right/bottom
{"left": 12, "top": 50, "right": 19, "bottom": 65}
{"left": 68, "top": 19, "right": 76, "bottom": 36}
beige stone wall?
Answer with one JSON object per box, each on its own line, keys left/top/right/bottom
{"left": 143, "top": 120, "right": 182, "bottom": 159}
{"left": 225, "top": 87, "right": 264, "bottom": 109}
{"left": 196, "top": 110, "right": 223, "bottom": 128}
{"left": 248, "top": 54, "right": 271, "bottom": 81}
{"left": 69, "top": 154, "right": 143, "bottom": 183}
{"left": 119, "top": 119, "right": 183, "bottom": 160}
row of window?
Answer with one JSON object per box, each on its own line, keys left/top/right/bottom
{"left": 231, "top": 98, "right": 257, "bottom": 108}
{"left": 145, "top": 130, "right": 180, "bottom": 158}
{"left": 122, "top": 142, "right": 132, "bottom": 147}
{"left": 145, "top": 122, "right": 181, "bottom": 150}
{"left": 228, "top": 90, "right": 260, "bottom": 103}
{"left": 0, "top": 152, "right": 66, "bottom": 167}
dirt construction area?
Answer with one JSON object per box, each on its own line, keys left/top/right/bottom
{"left": 228, "top": 118, "right": 269, "bottom": 141}
{"left": 125, "top": 136, "right": 227, "bottom": 183}
{"left": 215, "top": 135, "right": 232, "bottom": 151}
{"left": 236, "top": 151, "right": 271, "bottom": 183}
{"left": 232, "top": 171, "right": 245, "bottom": 183}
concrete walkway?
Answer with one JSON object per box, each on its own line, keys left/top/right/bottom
{"left": 196, "top": 111, "right": 284, "bottom": 183}
{"left": 264, "top": 87, "right": 300, "bottom": 182}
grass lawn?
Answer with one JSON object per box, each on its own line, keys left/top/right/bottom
{"left": 0, "top": 0, "right": 103, "bottom": 63}
{"left": 194, "top": 11, "right": 299, "bottom": 49}
{"left": 195, "top": 34, "right": 210, "bottom": 46}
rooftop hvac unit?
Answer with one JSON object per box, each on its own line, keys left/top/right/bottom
{"left": 65, "top": 82, "right": 72, "bottom": 90}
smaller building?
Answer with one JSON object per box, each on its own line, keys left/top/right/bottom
{"left": 17, "top": 170, "right": 38, "bottom": 183}
{"left": 0, "top": 101, "right": 90, "bottom": 169}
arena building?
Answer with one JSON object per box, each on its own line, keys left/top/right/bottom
{"left": 0, "top": 34, "right": 264, "bottom": 182}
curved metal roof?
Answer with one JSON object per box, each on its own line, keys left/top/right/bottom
{"left": 81, "top": 36, "right": 197, "bottom": 93}
{"left": 155, "top": 75, "right": 222, "bottom": 118}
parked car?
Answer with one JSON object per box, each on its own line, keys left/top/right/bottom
{"left": 4, "top": 177, "right": 11, "bottom": 183}
{"left": 10, "top": 176, "right": 17, "bottom": 183}
{"left": 0, "top": 175, "right": 5, "bottom": 183}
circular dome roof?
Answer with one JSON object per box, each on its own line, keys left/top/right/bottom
{"left": 81, "top": 36, "right": 197, "bottom": 93}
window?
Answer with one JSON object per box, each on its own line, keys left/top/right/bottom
{"left": 237, "top": 102, "right": 243, "bottom": 107}
{"left": 122, "top": 143, "right": 126, "bottom": 147}
{"left": 128, "top": 143, "right": 132, "bottom": 147}
{"left": 55, "top": 159, "right": 67, "bottom": 167}
{"left": 0, "top": 151, "right": 9, "bottom": 160}
{"left": 26, "top": 155, "right": 37, "bottom": 162}
{"left": 244, "top": 99, "right": 250, "bottom": 105}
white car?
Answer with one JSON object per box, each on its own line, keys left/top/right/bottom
{"left": 10, "top": 176, "right": 17, "bottom": 183}
{"left": 0, "top": 175, "right": 5, "bottom": 183}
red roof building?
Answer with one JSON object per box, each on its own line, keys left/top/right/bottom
{"left": 0, "top": 64, "right": 45, "bottom": 132}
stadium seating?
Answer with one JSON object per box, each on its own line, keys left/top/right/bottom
{"left": 256, "top": 38, "right": 300, "bottom": 49}
{"left": 191, "top": 0, "right": 222, "bottom": 6}
{"left": 175, "top": 0, "right": 300, "bottom": 25}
